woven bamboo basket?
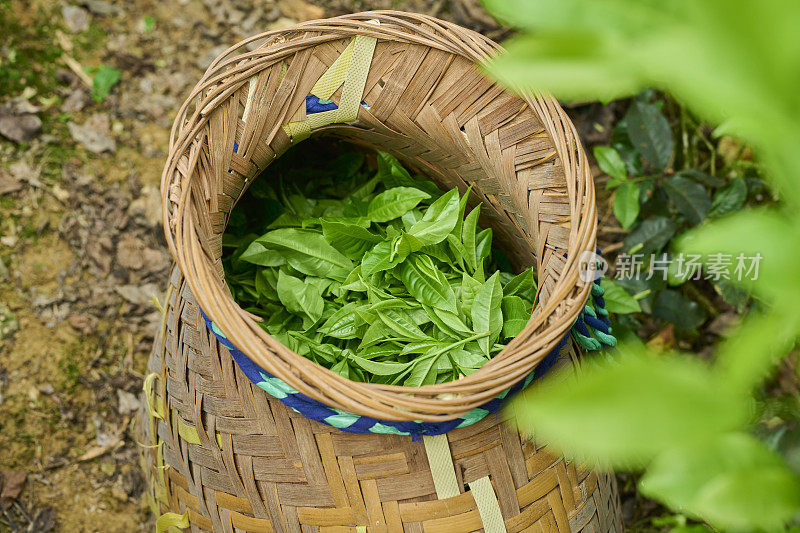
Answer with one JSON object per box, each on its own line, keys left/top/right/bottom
{"left": 140, "top": 11, "right": 623, "bottom": 533}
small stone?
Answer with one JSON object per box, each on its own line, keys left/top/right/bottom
{"left": 62, "top": 5, "right": 91, "bottom": 33}
{"left": 67, "top": 313, "right": 98, "bottom": 334}
{"left": 68, "top": 113, "right": 116, "bottom": 154}
{"left": 110, "top": 486, "right": 129, "bottom": 501}
{"left": 128, "top": 186, "right": 162, "bottom": 228}
{"left": 37, "top": 383, "right": 55, "bottom": 395}
{"left": 115, "top": 283, "right": 160, "bottom": 306}
{"left": 99, "top": 462, "right": 116, "bottom": 476}
{"left": 61, "top": 89, "right": 89, "bottom": 113}
{"left": 79, "top": 0, "right": 122, "bottom": 15}
{"left": 0, "top": 111, "right": 41, "bottom": 143}
{"left": 196, "top": 44, "right": 230, "bottom": 70}
{"left": 276, "top": 0, "right": 323, "bottom": 21}
{"left": 117, "top": 389, "right": 140, "bottom": 415}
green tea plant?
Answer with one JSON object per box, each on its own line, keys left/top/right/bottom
{"left": 223, "top": 149, "right": 536, "bottom": 386}
{"left": 593, "top": 91, "right": 765, "bottom": 333}
{"left": 482, "top": 0, "right": 800, "bottom": 529}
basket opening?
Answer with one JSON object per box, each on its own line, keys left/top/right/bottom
{"left": 224, "top": 137, "right": 537, "bottom": 279}
{"left": 221, "top": 136, "right": 545, "bottom": 387}
{"left": 162, "top": 13, "right": 596, "bottom": 419}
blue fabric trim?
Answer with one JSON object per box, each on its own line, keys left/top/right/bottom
{"left": 200, "top": 308, "right": 569, "bottom": 439}
{"left": 306, "top": 95, "right": 339, "bottom": 114}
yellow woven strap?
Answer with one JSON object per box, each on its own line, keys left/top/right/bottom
{"left": 143, "top": 372, "right": 165, "bottom": 420}
{"left": 283, "top": 21, "right": 378, "bottom": 141}
{"left": 156, "top": 511, "right": 189, "bottom": 533}
{"left": 422, "top": 434, "right": 460, "bottom": 499}
{"left": 468, "top": 476, "right": 508, "bottom": 533}
{"left": 312, "top": 38, "right": 356, "bottom": 99}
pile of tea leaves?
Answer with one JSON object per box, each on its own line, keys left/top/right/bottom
{"left": 223, "top": 149, "right": 537, "bottom": 386}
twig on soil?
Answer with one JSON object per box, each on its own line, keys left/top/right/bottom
{"left": 55, "top": 31, "right": 93, "bottom": 89}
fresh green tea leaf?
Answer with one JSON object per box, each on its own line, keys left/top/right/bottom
{"left": 594, "top": 145, "right": 628, "bottom": 185}
{"left": 409, "top": 188, "right": 461, "bottom": 245}
{"left": 368, "top": 187, "right": 430, "bottom": 223}
{"left": 321, "top": 220, "right": 381, "bottom": 259}
{"left": 396, "top": 254, "right": 458, "bottom": 314}
{"left": 471, "top": 272, "right": 503, "bottom": 356}
{"left": 276, "top": 270, "right": 324, "bottom": 323}
{"left": 613, "top": 182, "right": 641, "bottom": 229}
{"left": 600, "top": 279, "right": 641, "bottom": 314}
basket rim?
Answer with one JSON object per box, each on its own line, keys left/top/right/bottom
{"left": 160, "top": 10, "right": 597, "bottom": 422}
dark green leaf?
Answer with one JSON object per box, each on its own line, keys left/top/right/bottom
{"left": 652, "top": 289, "right": 705, "bottom": 331}
{"left": 709, "top": 178, "right": 747, "bottom": 218}
{"left": 624, "top": 216, "right": 676, "bottom": 254}
{"left": 625, "top": 100, "right": 674, "bottom": 169}
{"left": 664, "top": 175, "right": 711, "bottom": 225}
{"left": 594, "top": 145, "right": 628, "bottom": 184}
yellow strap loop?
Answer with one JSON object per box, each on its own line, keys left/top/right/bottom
{"left": 468, "top": 476, "right": 508, "bottom": 533}
{"left": 143, "top": 373, "right": 165, "bottom": 420}
{"left": 422, "top": 434, "right": 460, "bottom": 499}
{"left": 156, "top": 511, "right": 189, "bottom": 533}
{"left": 311, "top": 38, "right": 356, "bottom": 99}
{"left": 283, "top": 21, "right": 379, "bottom": 142}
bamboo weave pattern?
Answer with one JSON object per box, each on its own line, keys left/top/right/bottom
{"left": 140, "top": 267, "right": 623, "bottom": 532}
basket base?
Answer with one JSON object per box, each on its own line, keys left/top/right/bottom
{"left": 139, "top": 267, "right": 623, "bottom": 532}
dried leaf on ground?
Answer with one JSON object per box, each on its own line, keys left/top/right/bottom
{"left": 115, "top": 283, "right": 160, "bottom": 306}
{"left": 62, "top": 5, "right": 90, "bottom": 32}
{"left": 0, "top": 107, "right": 41, "bottom": 143}
{"left": 0, "top": 469, "right": 27, "bottom": 506}
{"left": 0, "top": 169, "right": 22, "bottom": 195}
{"left": 68, "top": 113, "right": 116, "bottom": 153}
{"left": 116, "top": 235, "right": 145, "bottom": 270}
